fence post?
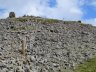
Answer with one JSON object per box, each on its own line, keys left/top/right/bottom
{"left": 21, "top": 37, "right": 26, "bottom": 55}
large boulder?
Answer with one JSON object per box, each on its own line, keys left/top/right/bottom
{"left": 9, "top": 12, "right": 15, "bottom": 18}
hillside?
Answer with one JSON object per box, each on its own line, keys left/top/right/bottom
{"left": 0, "top": 16, "right": 96, "bottom": 72}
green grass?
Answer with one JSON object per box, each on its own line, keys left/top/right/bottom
{"left": 9, "top": 16, "right": 91, "bottom": 26}
{"left": 73, "top": 57, "right": 96, "bottom": 72}
{"left": 59, "top": 57, "right": 96, "bottom": 72}
{"left": 36, "top": 18, "right": 60, "bottom": 24}
{"left": 10, "top": 16, "right": 60, "bottom": 23}
{"left": 10, "top": 26, "right": 36, "bottom": 31}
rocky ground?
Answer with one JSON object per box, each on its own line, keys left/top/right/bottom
{"left": 0, "top": 17, "right": 96, "bottom": 72}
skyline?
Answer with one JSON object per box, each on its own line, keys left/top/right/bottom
{"left": 0, "top": 0, "right": 96, "bottom": 25}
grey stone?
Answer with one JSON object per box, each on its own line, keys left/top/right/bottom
{"left": 0, "top": 16, "right": 96, "bottom": 72}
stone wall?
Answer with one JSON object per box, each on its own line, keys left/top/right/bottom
{"left": 0, "top": 17, "right": 96, "bottom": 72}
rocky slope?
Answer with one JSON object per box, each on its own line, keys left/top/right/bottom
{"left": 0, "top": 16, "right": 96, "bottom": 72}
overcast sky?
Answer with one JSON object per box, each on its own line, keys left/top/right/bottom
{"left": 0, "top": 0, "right": 96, "bottom": 25}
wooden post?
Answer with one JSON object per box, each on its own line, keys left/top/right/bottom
{"left": 21, "top": 37, "right": 26, "bottom": 55}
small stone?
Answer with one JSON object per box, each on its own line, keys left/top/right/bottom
{"left": 0, "top": 64, "right": 7, "bottom": 69}
{"left": 23, "top": 60, "right": 27, "bottom": 65}
{"left": 25, "top": 67, "right": 30, "bottom": 72}
{"left": 0, "top": 52, "right": 2, "bottom": 55}
{"left": 15, "top": 66, "right": 23, "bottom": 72}
{"left": 16, "top": 67, "right": 19, "bottom": 72}
{"left": 30, "top": 56, "right": 35, "bottom": 62}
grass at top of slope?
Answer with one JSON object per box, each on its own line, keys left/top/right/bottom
{"left": 8, "top": 16, "right": 83, "bottom": 24}
{"left": 9, "top": 16, "right": 61, "bottom": 23}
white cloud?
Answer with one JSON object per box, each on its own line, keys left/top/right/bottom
{"left": 83, "top": 18, "right": 96, "bottom": 26}
{"left": 91, "top": 0, "right": 96, "bottom": 6}
{"left": 0, "top": 0, "right": 83, "bottom": 20}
